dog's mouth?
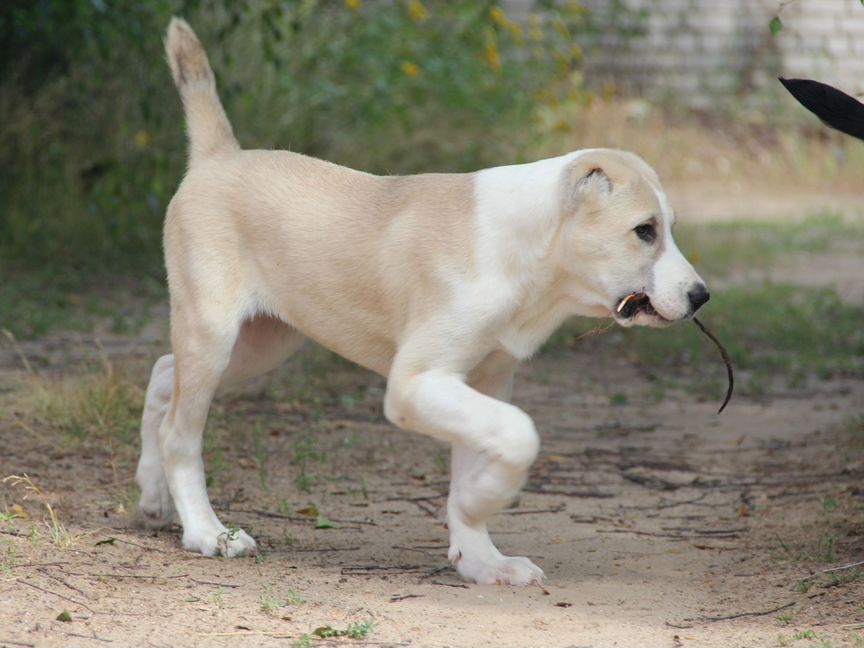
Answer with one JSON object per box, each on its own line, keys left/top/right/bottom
{"left": 614, "top": 291, "right": 669, "bottom": 323}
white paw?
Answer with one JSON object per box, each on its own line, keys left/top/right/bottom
{"left": 183, "top": 525, "right": 257, "bottom": 558}
{"left": 450, "top": 546, "right": 545, "bottom": 586}
{"left": 136, "top": 467, "right": 175, "bottom": 529}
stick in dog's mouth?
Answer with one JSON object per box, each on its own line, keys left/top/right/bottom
{"left": 692, "top": 317, "right": 734, "bottom": 414}
{"left": 615, "top": 291, "right": 656, "bottom": 319}
{"left": 615, "top": 292, "right": 734, "bottom": 414}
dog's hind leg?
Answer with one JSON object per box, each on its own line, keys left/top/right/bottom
{"left": 385, "top": 347, "right": 543, "bottom": 585}
{"left": 136, "top": 354, "right": 178, "bottom": 528}
{"left": 135, "top": 315, "right": 304, "bottom": 532}
{"left": 154, "top": 300, "right": 303, "bottom": 556}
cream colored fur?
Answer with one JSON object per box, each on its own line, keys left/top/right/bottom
{"left": 136, "top": 17, "right": 708, "bottom": 585}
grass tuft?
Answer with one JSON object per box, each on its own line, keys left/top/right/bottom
{"left": 2, "top": 474, "right": 78, "bottom": 548}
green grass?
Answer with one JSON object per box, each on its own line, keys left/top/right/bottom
{"left": 675, "top": 212, "right": 864, "bottom": 279}
{"left": 0, "top": 270, "right": 165, "bottom": 340}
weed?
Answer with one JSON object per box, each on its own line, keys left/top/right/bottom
{"left": 609, "top": 392, "right": 628, "bottom": 406}
{"left": 212, "top": 587, "right": 226, "bottom": 609}
{"left": 794, "top": 630, "right": 816, "bottom": 640}
{"left": 253, "top": 438, "right": 270, "bottom": 492}
{"left": 292, "top": 430, "right": 324, "bottom": 493}
{"left": 287, "top": 589, "right": 304, "bottom": 606}
{"left": 0, "top": 510, "right": 20, "bottom": 527}
{"left": 313, "top": 619, "right": 376, "bottom": 640}
{"left": 259, "top": 584, "right": 286, "bottom": 616}
{"left": 828, "top": 567, "right": 862, "bottom": 587}
{"left": 2, "top": 474, "right": 77, "bottom": 548}
{"left": 820, "top": 495, "right": 838, "bottom": 515}
{"left": 222, "top": 525, "right": 240, "bottom": 543}
{"left": 816, "top": 535, "right": 837, "bottom": 563}
{"left": 777, "top": 634, "right": 790, "bottom": 647}
{"left": 292, "top": 635, "right": 313, "bottom": 648}
{"left": 14, "top": 359, "right": 143, "bottom": 448}
{"left": 776, "top": 613, "right": 793, "bottom": 624}
{"left": 27, "top": 522, "right": 40, "bottom": 550}
{"left": 796, "top": 578, "right": 813, "bottom": 593}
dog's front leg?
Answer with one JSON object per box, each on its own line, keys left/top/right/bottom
{"left": 385, "top": 352, "right": 543, "bottom": 585}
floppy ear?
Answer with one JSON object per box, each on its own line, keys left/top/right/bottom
{"left": 779, "top": 77, "right": 864, "bottom": 141}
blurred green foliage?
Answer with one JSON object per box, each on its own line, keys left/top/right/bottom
{"left": 1, "top": 0, "right": 603, "bottom": 276}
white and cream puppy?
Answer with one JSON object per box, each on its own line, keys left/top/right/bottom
{"left": 136, "top": 18, "right": 709, "bottom": 586}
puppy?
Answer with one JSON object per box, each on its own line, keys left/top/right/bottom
{"left": 135, "top": 18, "right": 709, "bottom": 585}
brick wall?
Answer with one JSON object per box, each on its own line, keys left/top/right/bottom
{"left": 504, "top": 0, "right": 864, "bottom": 108}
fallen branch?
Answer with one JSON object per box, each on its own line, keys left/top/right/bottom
{"left": 796, "top": 559, "right": 864, "bottom": 582}
{"left": 389, "top": 593, "right": 424, "bottom": 602}
{"left": 686, "top": 601, "right": 794, "bottom": 623}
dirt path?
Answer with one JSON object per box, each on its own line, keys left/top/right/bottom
{"left": 1, "top": 340, "right": 862, "bottom": 647}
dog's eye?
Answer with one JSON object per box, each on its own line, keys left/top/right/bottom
{"left": 634, "top": 223, "right": 657, "bottom": 243}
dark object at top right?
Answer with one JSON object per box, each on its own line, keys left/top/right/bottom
{"left": 779, "top": 77, "right": 864, "bottom": 141}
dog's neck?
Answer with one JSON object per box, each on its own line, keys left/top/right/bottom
{"left": 472, "top": 152, "right": 613, "bottom": 359}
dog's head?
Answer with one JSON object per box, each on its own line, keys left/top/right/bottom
{"left": 556, "top": 149, "right": 708, "bottom": 328}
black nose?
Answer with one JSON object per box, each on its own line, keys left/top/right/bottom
{"left": 688, "top": 284, "right": 710, "bottom": 313}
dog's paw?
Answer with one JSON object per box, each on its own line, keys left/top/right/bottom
{"left": 183, "top": 525, "right": 257, "bottom": 558}
{"left": 450, "top": 547, "right": 545, "bottom": 586}
{"left": 135, "top": 475, "right": 176, "bottom": 530}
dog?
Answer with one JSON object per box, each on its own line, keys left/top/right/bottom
{"left": 135, "top": 17, "right": 710, "bottom": 586}
{"left": 779, "top": 77, "right": 864, "bottom": 141}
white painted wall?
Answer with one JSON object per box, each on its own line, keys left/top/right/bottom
{"left": 504, "top": 0, "right": 864, "bottom": 107}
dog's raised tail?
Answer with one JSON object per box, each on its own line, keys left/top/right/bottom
{"left": 165, "top": 17, "right": 239, "bottom": 163}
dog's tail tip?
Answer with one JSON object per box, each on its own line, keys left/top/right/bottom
{"left": 165, "top": 17, "right": 239, "bottom": 162}
{"left": 165, "top": 16, "right": 213, "bottom": 91}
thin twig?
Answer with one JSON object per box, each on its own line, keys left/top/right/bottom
{"left": 226, "top": 508, "right": 378, "bottom": 526}
{"left": 17, "top": 579, "right": 95, "bottom": 613}
{"left": 110, "top": 537, "right": 173, "bottom": 553}
{"left": 389, "top": 593, "right": 425, "bottom": 602}
{"left": 686, "top": 601, "right": 794, "bottom": 623}
{"left": 54, "top": 630, "right": 112, "bottom": 643}
{"left": 796, "top": 559, "right": 864, "bottom": 582}
{"left": 188, "top": 577, "right": 240, "bottom": 588}
{"left": 36, "top": 567, "right": 90, "bottom": 599}
{"left": 289, "top": 546, "right": 361, "bottom": 553}
{"left": 430, "top": 580, "right": 469, "bottom": 589}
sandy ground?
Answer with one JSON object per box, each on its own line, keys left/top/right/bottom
{"left": 0, "top": 190, "right": 862, "bottom": 648}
